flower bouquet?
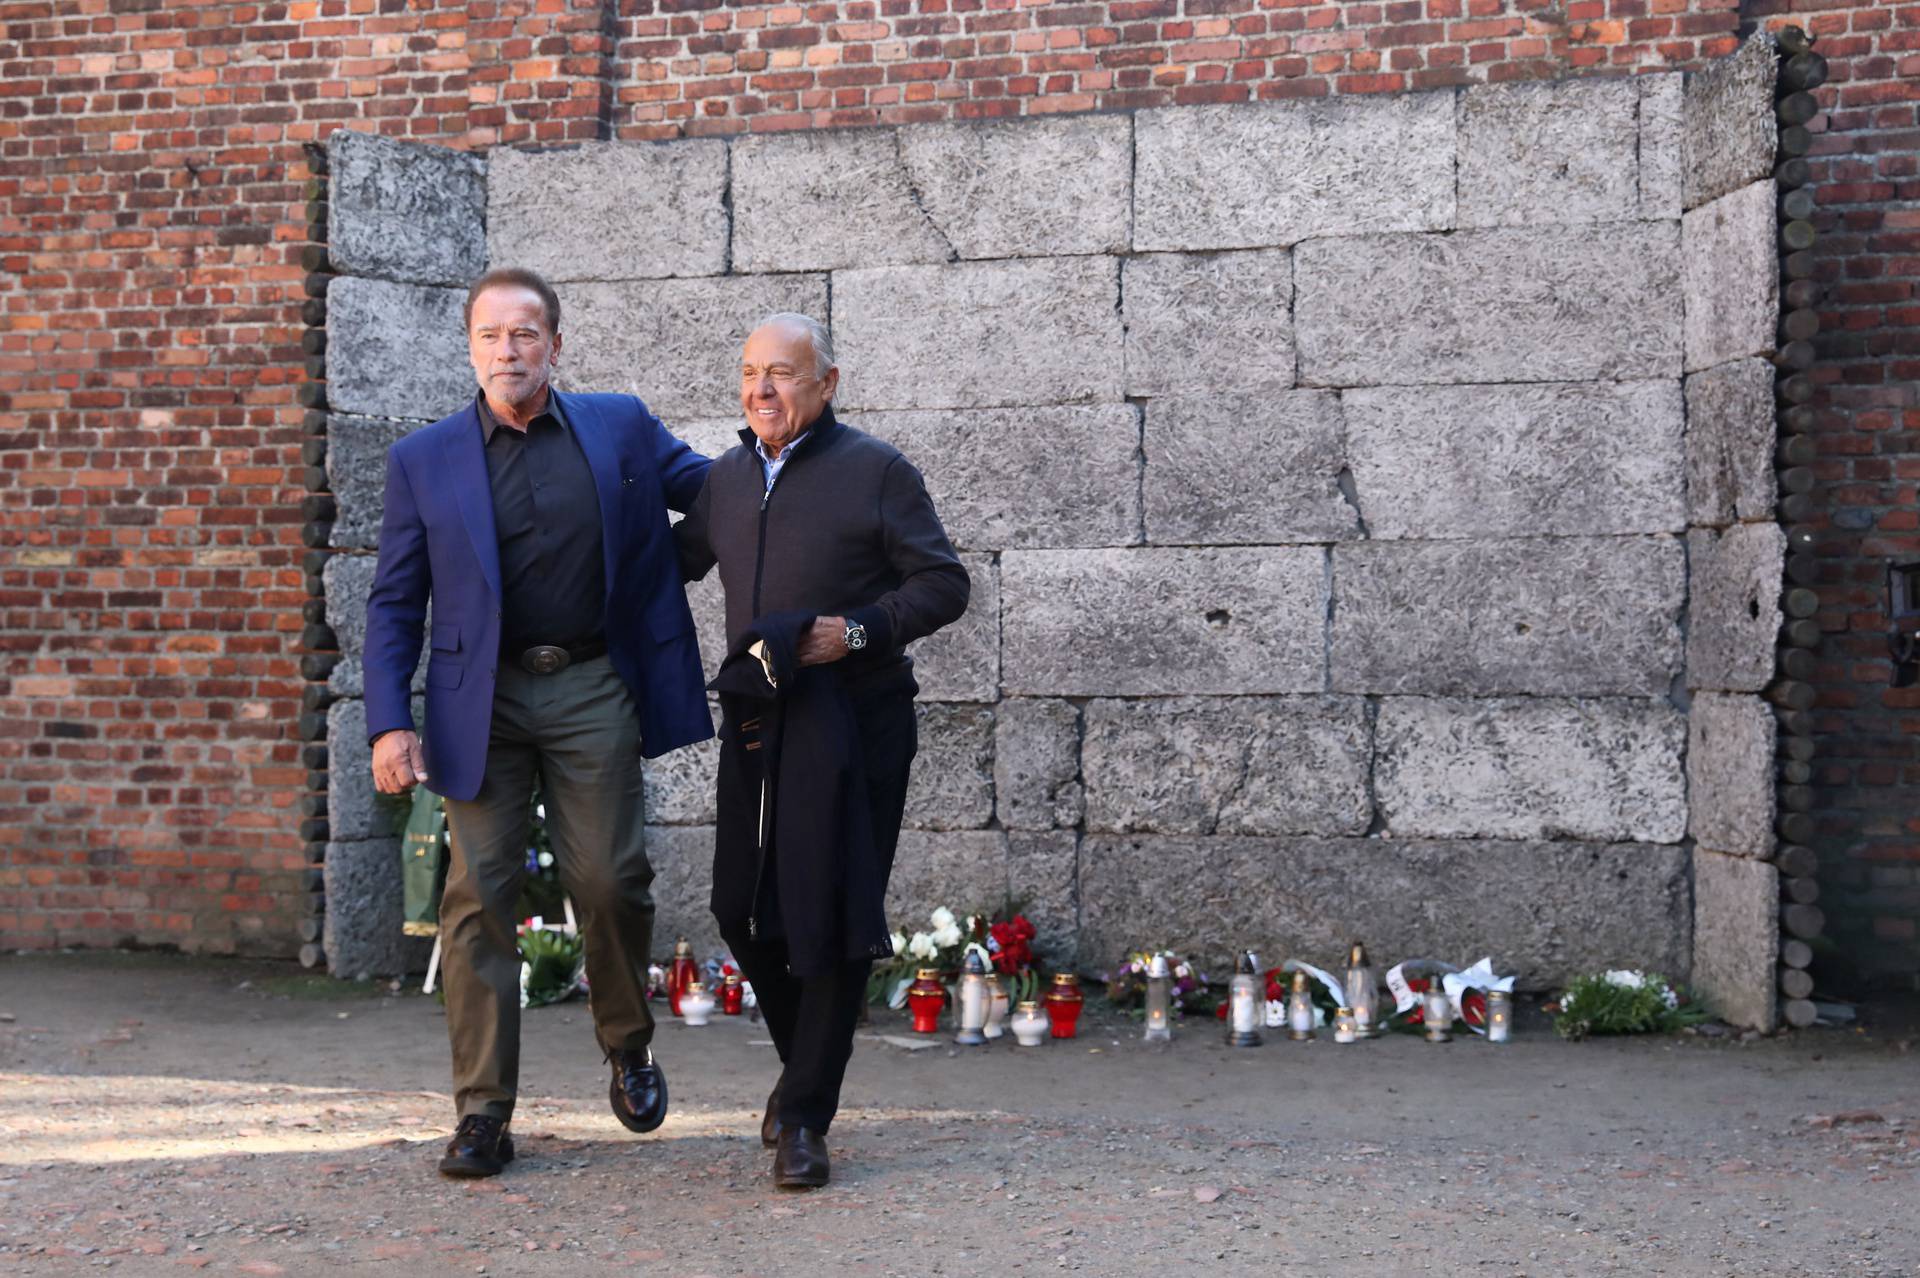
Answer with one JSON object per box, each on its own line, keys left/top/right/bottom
{"left": 517, "top": 917, "right": 585, "bottom": 1008}
{"left": 1552, "top": 969, "right": 1707, "bottom": 1040}
{"left": 867, "top": 905, "right": 971, "bottom": 1006}
{"left": 986, "top": 913, "right": 1041, "bottom": 1004}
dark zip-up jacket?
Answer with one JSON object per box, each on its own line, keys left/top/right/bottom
{"left": 674, "top": 407, "right": 970, "bottom": 700}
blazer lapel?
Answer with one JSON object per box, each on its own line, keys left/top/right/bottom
{"left": 443, "top": 404, "right": 503, "bottom": 602}
{"left": 556, "top": 391, "right": 625, "bottom": 602}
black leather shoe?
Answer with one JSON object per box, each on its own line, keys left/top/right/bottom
{"left": 608, "top": 1047, "right": 668, "bottom": 1133}
{"left": 438, "top": 1114, "right": 514, "bottom": 1178}
{"left": 773, "top": 1125, "right": 830, "bottom": 1189}
{"left": 761, "top": 1077, "right": 784, "bottom": 1148}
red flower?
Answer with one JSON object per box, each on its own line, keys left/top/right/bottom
{"left": 988, "top": 918, "right": 1036, "bottom": 975}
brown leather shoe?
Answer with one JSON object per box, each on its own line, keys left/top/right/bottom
{"left": 438, "top": 1114, "right": 514, "bottom": 1178}
{"left": 761, "top": 1077, "right": 783, "bottom": 1148}
{"left": 773, "top": 1125, "right": 829, "bottom": 1189}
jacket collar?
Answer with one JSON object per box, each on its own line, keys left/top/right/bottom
{"left": 734, "top": 404, "right": 841, "bottom": 458}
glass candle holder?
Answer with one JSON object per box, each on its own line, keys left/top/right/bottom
{"left": 1143, "top": 952, "right": 1173, "bottom": 1043}
{"left": 1043, "top": 973, "right": 1085, "bottom": 1039}
{"left": 955, "top": 950, "right": 988, "bottom": 1046}
{"left": 1423, "top": 983, "right": 1453, "bottom": 1043}
{"left": 1486, "top": 989, "right": 1512, "bottom": 1044}
{"left": 1286, "top": 971, "right": 1315, "bottom": 1041}
{"left": 1010, "top": 1000, "right": 1048, "bottom": 1047}
{"left": 1333, "top": 1007, "right": 1358, "bottom": 1043}
{"left": 721, "top": 972, "right": 744, "bottom": 1016}
{"left": 680, "top": 980, "right": 715, "bottom": 1026}
{"left": 906, "top": 968, "right": 947, "bottom": 1034}
{"left": 1227, "top": 951, "right": 1262, "bottom": 1047}
{"left": 1345, "top": 941, "right": 1380, "bottom": 1039}
{"left": 984, "top": 974, "right": 1008, "bottom": 1040}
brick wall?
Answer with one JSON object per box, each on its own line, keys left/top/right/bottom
{"left": 2, "top": 0, "right": 1914, "bottom": 985}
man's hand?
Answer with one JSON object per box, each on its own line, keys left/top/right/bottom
{"left": 373, "top": 729, "right": 429, "bottom": 794}
{"left": 796, "top": 615, "right": 849, "bottom": 667}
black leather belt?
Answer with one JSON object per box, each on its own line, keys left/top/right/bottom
{"left": 513, "top": 638, "right": 608, "bottom": 675}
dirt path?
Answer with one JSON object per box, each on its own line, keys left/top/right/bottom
{"left": 0, "top": 953, "right": 1914, "bottom": 1276}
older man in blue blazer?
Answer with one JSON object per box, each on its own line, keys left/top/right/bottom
{"left": 363, "top": 266, "right": 711, "bottom": 1179}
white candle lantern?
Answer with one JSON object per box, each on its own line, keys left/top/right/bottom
{"left": 1333, "top": 1007, "right": 1358, "bottom": 1043}
{"left": 1345, "top": 941, "right": 1380, "bottom": 1038}
{"left": 1486, "top": 989, "right": 1512, "bottom": 1044}
{"left": 1422, "top": 982, "right": 1453, "bottom": 1043}
{"left": 1143, "top": 952, "right": 1173, "bottom": 1043}
{"left": 1286, "top": 970, "right": 1315, "bottom": 1041}
{"left": 954, "top": 949, "right": 988, "bottom": 1046}
{"left": 1227, "top": 950, "right": 1262, "bottom": 1047}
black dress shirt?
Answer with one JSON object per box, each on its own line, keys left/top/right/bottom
{"left": 476, "top": 391, "right": 606, "bottom": 656}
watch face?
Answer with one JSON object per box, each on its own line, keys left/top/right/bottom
{"left": 845, "top": 623, "right": 868, "bottom": 651}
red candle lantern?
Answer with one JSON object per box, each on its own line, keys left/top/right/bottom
{"left": 906, "top": 968, "right": 947, "bottom": 1034}
{"left": 721, "top": 972, "right": 745, "bottom": 1016}
{"left": 667, "top": 938, "right": 698, "bottom": 1017}
{"left": 1043, "top": 973, "right": 1084, "bottom": 1039}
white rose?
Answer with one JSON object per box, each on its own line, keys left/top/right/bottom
{"left": 908, "top": 932, "right": 937, "bottom": 961}
{"left": 890, "top": 930, "right": 909, "bottom": 955}
{"left": 931, "top": 923, "right": 963, "bottom": 949}
{"left": 930, "top": 906, "right": 957, "bottom": 931}
{"left": 1604, "top": 969, "right": 1645, "bottom": 989}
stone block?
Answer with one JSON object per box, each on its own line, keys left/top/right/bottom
{"left": 1003, "top": 548, "right": 1327, "bottom": 696}
{"left": 1683, "top": 182, "right": 1780, "bottom": 374}
{"left": 326, "top": 698, "right": 420, "bottom": 842}
{"left": 643, "top": 711, "right": 719, "bottom": 827}
{"left": 834, "top": 258, "right": 1122, "bottom": 412}
{"left": 1344, "top": 380, "right": 1685, "bottom": 539}
{"left": 324, "top": 554, "right": 427, "bottom": 699}
{"left": 1457, "top": 78, "right": 1641, "bottom": 227}
{"left": 1143, "top": 392, "right": 1356, "bottom": 545}
{"left": 324, "top": 838, "right": 432, "bottom": 978}
{"left": 1331, "top": 537, "right": 1685, "bottom": 696}
{"left": 556, "top": 274, "right": 829, "bottom": 419}
{"left": 324, "top": 277, "right": 471, "bottom": 421}
{"left": 1083, "top": 697, "right": 1371, "bottom": 837}
{"left": 327, "top": 130, "right": 486, "bottom": 287}
{"left": 1686, "top": 523, "right": 1785, "bottom": 692}
{"left": 1375, "top": 697, "right": 1686, "bottom": 843}
{"left": 910, "top": 552, "right": 998, "bottom": 703}
{"left": 1133, "top": 94, "right": 1455, "bottom": 251}
{"left": 1122, "top": 250, "right": 1293, "bottom": 399}
{"left": 898, "top": 115, "right": 1132, "bottom": 259}
{"left": 885, "top": 831, "right": 1011, "bottom": 926}
{"left": 685, "top": 570, "right": 728, "bottom": 684}
{"left": 861, "top": 405, "right": 1140, "bottom": 551}
{"left": 1684, "top": 32, "right": 1778, "bottom": 211}
{"left": 326, "top": 413, "right": 419, "bottom": 550}
{"left": 1079, "top": 835, "right": 1690, "bottom": 990}
{"left": 1638, "top": 73, "right": 1685, "bottom": 219}
{"left": 1687, "top": 693, "right": 1776, "bottom": 858}
{"left": 1295, "top": 224, "right": 1683, "bottom": 386}
{"left": 643, "top": 825, "right": 725, "bottom": 963}
{"left": 487, "top": 141, "right": 727, "bottom": 282}
{"left": 671, "top": 416, "right": 748, "bottom": 466}
{"left": 995, "top": 699, "right": 1083, "bottom": 831}
{"left": 1691, "top": 848, "right": 1779, "bottom": 1031}
{"left": 904, "top": 703, "right": 995, "bottom": 831}
{"left": 731, "top": 130, "right": 950, "bottom": 273}
{"left": 1685, "top": 358, "right": 1778, "bottom": 527}
{"left": 1008, "top": 830, "right": 1079, "bottom": 969}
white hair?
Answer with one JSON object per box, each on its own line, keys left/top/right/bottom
{"left": 756, "top": 312, "right": 835, "bottom": 377}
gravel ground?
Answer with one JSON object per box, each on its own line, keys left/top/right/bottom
{"left": 0, "top": 952, "right": 1914, "bottom": 1276}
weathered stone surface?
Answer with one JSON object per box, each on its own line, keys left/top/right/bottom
{"left": 1691, "top": 848, "right": 1779, "bottom": 1031}
{"left": 671, "top": 417, "right": 749, "bottom": 465}
{"left": 643, "top": 712, "right": 719, "bottom": 827}
{"left": 861, "top": 405, "right": 1140, "bottom": 551}
{"left": 1003, "top": 548, "right": 1327, "bottom": 696}
{"left": 995, "top": 699, "right": 1083, "bottom": 831}
{"left": 1686, "top": 524, "right": 1786, "bottom": 692}
{"left": 1685, "top": 359, "right": 1778, "bottom": 527}
{"left": 911, "top": 552, "right": 998, "bottom": 703}
{"left": 885, "top": 831, "right": 1010, "bottom": 925}
{"left": 834, "top": 258, "right": 1122, "bottom": 411}
{"left": 1144, "top": 393, "right": 1357, "bottom": 545}
{"left": 327, "top": 130, "right": 486, "bottom": 286}
{"left": 1687, "top": 693, "right": 1777, "bottom": 858}
{"left": 1083, "top": 697, "right": 1371, "bottom": 836}
{"left": 324, "top": 555, "right": 427, "bottom": 699}
{"left": 685, "top": 571, "right": 728, "bottom": 684}
{"left": 324, "top": 838, "right": 432, "bottom": 978}
{"left": 1134, "top": 94, "right": 1455, "bottom": 251}
{"left": 327, "top": 698, "right": 420, "bottom": 843}
{"left": 1683, "top": 182, "right": 1780, "bottom": 374}
{"left": 1639, "top": 73, "right": 1685, "bottom": 219}
{"left": 556, "top": 274, "right": 829, "bottom": 419}
{"left": 1080, "top": 836, "right": 1691, "bottom": 989}
{"left": 731, "top": 131, "right": 949, "bottom": 273}
{"left": 904, "top": 704, "right": 995, "bottom": 831}
{"left": 1008, "top": 830, "right": 1079, "bottom": 968}
{"left": 1331, "top": 538, "right": 1685, "bottom": 696}
{"left": 1295, "top": 224, "right": 1683, "bottom": 386}
{"left": 1344, "top": 381, "right": 1685, "bottom": 538}
{"left": 1375, "top": 697, "right": 1686, "bottom": 843}
{"left": 643, "top": 825, "right": 724, "bottom": 962}
{"left": 899, "top": 115, "right": 1132, "bottom": 259}
{"left": 1122, "top": 250, "right": 1293, "bottom": 398}
{"left": 324, "top": 277, "right": 470, "bottom": 421}
{"left": 327, "top": 414, "right": 418, "bottom": 550}
{"left": 1684, "top": 32, "right": 1778, "bottom": 211}
{"left": 487, "top": 141, "right": 727, "bottom": 281}
{"left": 1457, "top": 78, "right": 1640, "bottom": 227}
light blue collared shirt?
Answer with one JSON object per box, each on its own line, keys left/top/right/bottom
{"left": 754, "top": 431, "right": 810, "bottom": 494}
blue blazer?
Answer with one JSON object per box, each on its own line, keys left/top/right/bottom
{"left": 362, "top": 391, "right": 714, "bottom": 802}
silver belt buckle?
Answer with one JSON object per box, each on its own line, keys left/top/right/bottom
{"left": 521, "top": 644, "right": 570, "bottom": 675}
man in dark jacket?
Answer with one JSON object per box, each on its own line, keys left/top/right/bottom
{"left": 677, "top": 312, "right": 969, "bottom": 1189}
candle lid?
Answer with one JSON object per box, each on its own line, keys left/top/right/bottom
{"left": 1336, "top": 1006, "right": 1352, "bottom": 1016}
{"left": 724, "top": 972, "right": 741, "bottom": 985}
{"left": 1147, "top": 952, "right": 1172, "bottom": 978}
{"left": 673, "top": 938, "right": 693, "bottom": 957}
{"left": 914, "top": 967, "right": 941, "bottom": 980}
{"left": 685, "top": 980, "right": 707, "bottom": 994}
{"left": 1348, "top": 941, "right": 1369, "bottom": 967}
{"left": 1015, "top": 1000, "right": 1040, "bottom": 1012}
{"left": 1291, "top": 970, "right": 1308, "bottom": 991}
{"left": 1051, "top": 972, "right": 1078, "bottom": 986}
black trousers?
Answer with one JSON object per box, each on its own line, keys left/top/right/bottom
{"left": 719, "top": 693, "right": 916, "bottom": 1135}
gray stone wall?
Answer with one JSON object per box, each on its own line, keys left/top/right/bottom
{"left": 318, "top": 37, "right": 1782, "bottom": 1003}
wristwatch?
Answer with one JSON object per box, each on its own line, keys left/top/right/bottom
{"left": 843, "top": 620, "right": 868, "bottom": 652}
